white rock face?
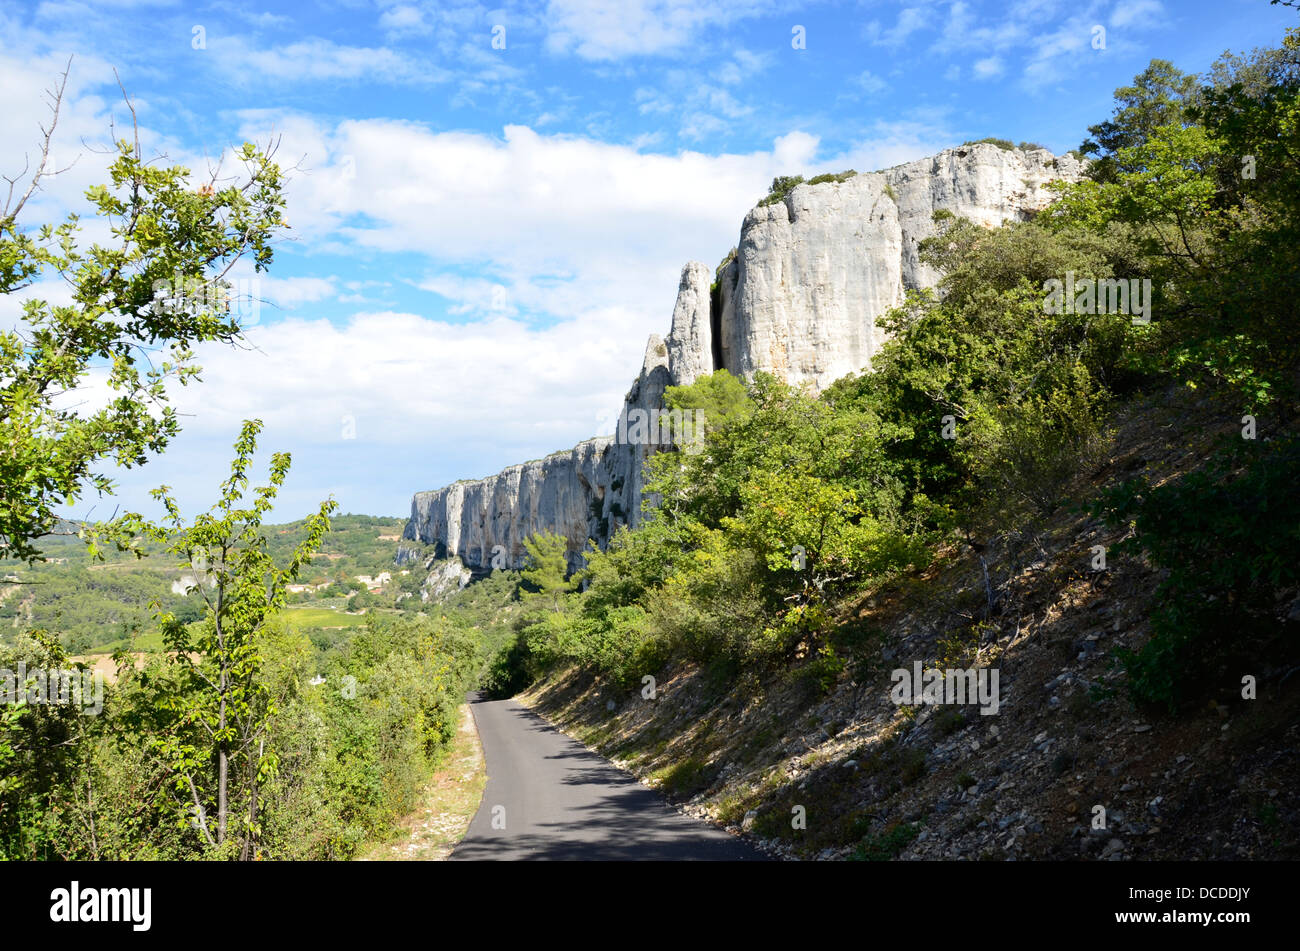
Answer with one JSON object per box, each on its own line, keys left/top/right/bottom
{"left": 725, "top": 172, "right": 902, "bottom": 389}
{"left": 403, "top": 436, "right": 619, "bottom": 575}
{"left": 885, "top": 145, "right": 1084, "bottom": 294}
{"left": 403, "top": 144, "right": 1083, "bottom": 571}
{"left": 725, "top": 143, "right": 1082, "bottom": 390}
{"left": 665, "top": 261, "right": 715, "bottom": 387}
{"left": 421, "top": 556, "right": 473, "bottom": 602}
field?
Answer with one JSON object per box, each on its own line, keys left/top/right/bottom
{"left": 1, "top": 514, "right": 410, "bottom": 654}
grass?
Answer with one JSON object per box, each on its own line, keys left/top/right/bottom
{"left": 75, "top": 604, "right": 368, "bottom": 657}
{"left": 652, "top": 756, "right": 714, "bottom": 798}
{"left": 283, "top": 605, "right": 369, "bottom": 630}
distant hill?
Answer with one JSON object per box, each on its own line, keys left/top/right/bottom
{"left": 0, "top": 513, "right": 410, "bottom": 655}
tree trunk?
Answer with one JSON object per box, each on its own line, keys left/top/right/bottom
{"left": 216, "top": 573, "right": 228, "bottom": 846}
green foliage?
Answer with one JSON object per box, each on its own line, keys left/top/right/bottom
{"left": 99, "top": 419, "right": 336, "bottom": 856}
{"left": 855, "top": 215, "right": 1137, "bottom": 517}
{"left": 655, "top": 756, "right": 713, "bottom": 797}
{"left": 520, "top": 531, "right": 577, "bottom": 614}
{"left": 961, "top": 137, "right": 1016, "bottom": 150}
{"left": 807, "top": 169, "right": 857, "bottom": 186}
{"left": 758, "top": 175, "right": 805, "bottom": 206}
{"left": 0, "top": 421, "right": 481, "bottom": 860}
{"left": 662, "top": 368, "right": 752, "bottom": 435}
{"left": 758, "top": 170, "right": 856, "bottom": 208}
{"left": 482, "top": 632, "right": 533, "bottom": 699}
{"left": 0, "top": 119, "right": 287, "bottom": 565}
{"left": 289, "top": 614, "right": 480, "bottom": 856}
{"left": 1079, "top": 59, "right": 1199, "bottom": 181}
{"left": 962, "top": 362, "right": 1108, "bottom": 520}
{"left": 1052, "top": 33, "right": 1300, "bottom": 410}
{"left": 0, "top": 631, "right": 89, "bottom": 858}
{"left": 850, "top": 820, "right": 921, "bottom": 860}
{"left": 1096, "top": 433, "right": 1300, "bottom": 710}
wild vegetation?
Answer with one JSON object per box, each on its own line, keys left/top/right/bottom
{"left": 2, "top": 28, "right": 1297, "bottom": 861}
{"left": 0, "top": 77, "right": 487, "bottom": 859}
{"left": 493, "top": 30, "right": 1300, "bottom": 721}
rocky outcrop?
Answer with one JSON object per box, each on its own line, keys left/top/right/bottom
{"left": 403, "top": 436, "right": 618, "bottom": 574}
{"left": 665, "top": 261, "right": 714, "bottom": 387}
{"left": 403, "top": 143, "right": 1084, "bottom": 571}
{"left": 720, "top": 144, "right": 1082, "bottom": 389}
{"left": 401, "top": 332, "right": 679, "bottom": 572}
{"left": 421, "top": 556, "right": 473, "bottom": 602}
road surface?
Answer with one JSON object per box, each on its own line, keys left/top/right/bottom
{"left": 451, "top": 693, "right": 765, "bottom": 860}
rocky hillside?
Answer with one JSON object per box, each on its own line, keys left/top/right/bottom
{"left": 518, "top": 383, "right": 1298, "bottom": 861}
{"left": 401, "top": 143, "right": 1084, "bottom": 573}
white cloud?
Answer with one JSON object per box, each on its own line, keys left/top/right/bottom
{"left": 378, "top": 4, "right": 429, "bottom": 35}
{"left": 933, "top": 0, "right": 1030, "bottom": 54}
{"left": 714, "top": 48, "right": 772, "bottom": 85}
{"left": 170, "top": 309, "right": 640, "bottom": 446}
{"left": 209, "top": 36, "right": 452, "bottom": 85}
{"left": 1110, "top": 0, "right": 1164, "bottom": 30}
{"left": 856, "top": 70, "right": 889, "bottom": 94}
{"left": 231, "top": 114, "right": 834, "bottom": 326}
{"left": 543, "top": 0, "right": 775, "bottom": 60}
{"left": 215, "top": 263, "right": 339, "bottom": 317}
{"left": 1022, "top": 10, "right": 1107, "bottom": 87}
{"left": 973, "top": 55, "right": 1005, "bottom": 79}
{"left": 110, "top": 304, "right": 653, "bottom": 516}
{"left": 832, "top": 121, "right": 954, "bottom": 173}
{"left": 865, "top": 5, "right": 933, "bottom": 47}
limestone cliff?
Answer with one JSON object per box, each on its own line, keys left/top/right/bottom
{"left": 402, "top": 143, "right": 1083, "bottom": 571}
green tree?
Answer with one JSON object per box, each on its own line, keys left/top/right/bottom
{"left": 0, "top": 631, "right": 90, "bottom": 858}
{"left": 1080, "top": 59, "right": 1200, "bottom": 180}
{"left": 519, "top": 532, "right": 576, "bottom": 614}
{"left": 759, "top": 175, "right": 805, "bottom": 206}
{"left": 1052, "top": 29, "right": 1300, "bottom": 409}
{"left": 724, "top": 471, "right": 923, "bottom": 658}
{"left": 107, "top": 419, "right": 335, "bottom": 858}
{"left": 662, "top": 368, "right": 753, "bottom": 433}
{"left": 0, "top": 67, "right": 287, "bottom": 564}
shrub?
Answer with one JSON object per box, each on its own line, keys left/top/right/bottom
{"left": 1096, "top": 433, "right": 1300, "bottom": 710}
{"left": 758, "top": 175, "right": 805, "bottom": 206}
{"left": 850, "top": 821, "right": 921, "bottom": 860}
{"left": 961, "top": 137, "right": 1015, "bottom": 150}
{"left": 807, "top": 169, "right": 857, "bottom": 186}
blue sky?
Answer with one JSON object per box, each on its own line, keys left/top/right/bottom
{"left": 2, "top": 0, "right": 1294, "bottom": 522}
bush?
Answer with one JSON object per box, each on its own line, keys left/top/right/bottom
{"left": 758, "top": 175, "right": 805, "bottom": 207}
{"left": 850, "top": 821, "right": 921, "bottom": 860}
{"left": 1097, "top": 433, "right": 1300, "bottom": 710}
{"left": 807, "top": 169, "right": 857, "bottom": 186}
{"left": 482, "top": 633, "right": 534, "bottom": 699}
{"left": 961, "top": 137, "right": 1015, "bottom": 150}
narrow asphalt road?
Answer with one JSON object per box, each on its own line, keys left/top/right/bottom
{"left": 450, "top": 693, "right": 765, "bottom": 861}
